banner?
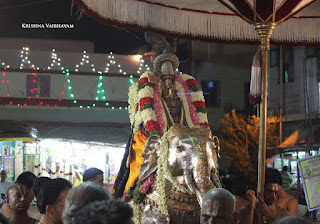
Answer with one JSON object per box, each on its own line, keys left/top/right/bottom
{"left": 26, "top": 74, "right": 50, "bottom": 97}
{"left": 298, "top": 154, "right": 320, "bottom": 211}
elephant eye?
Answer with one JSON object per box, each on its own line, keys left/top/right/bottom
{"left": 176, "top": 145, "right": 184, "bottom": 152}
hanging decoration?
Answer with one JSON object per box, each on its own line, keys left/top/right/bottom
{"left": 250, "top": 49, "right": 261, "bottom": 105}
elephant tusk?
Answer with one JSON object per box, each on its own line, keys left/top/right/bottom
{"left": 183, "top": 171, "right": 203, "bottom": 208}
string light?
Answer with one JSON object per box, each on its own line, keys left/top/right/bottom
{"left": 0, "top": 47, "right": 150, "bottom": 109}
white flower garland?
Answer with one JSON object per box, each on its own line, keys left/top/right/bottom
{"left": 133, "top": 203, "right": 141, "bottom": 224}
{"left": 191, "top": 91, "right": 205, "bottom": 102}
{"left": 138, "top": 85, "right": 154, "bottom": 99}
{"left": 141, "top": 108, "right": 157, "bottom": 122}
{"left": 128, "top": 83, "right": 139, "bottom": 125}
{"left": 197, "top": 112, "right": 209, "bottom": 124}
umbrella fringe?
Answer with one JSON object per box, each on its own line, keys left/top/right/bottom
{"left": 80, "top": 0, "right": 320, "bottom": 43}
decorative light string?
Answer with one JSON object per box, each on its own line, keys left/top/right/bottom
{"left": 0, "top": 47, "right": 154, "bottom": 109}
{"left": 20, "top": 47, "right": 36, "bottom": 70}
{"left": 136, "top": 58, "right": 151, "bottom": 75}
{"left": 0, "top": 58, "right": 10, "bottom": 97}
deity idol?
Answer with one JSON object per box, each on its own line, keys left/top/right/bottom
{"left": 112, "top": 53, "right": 221, "bottom": 224}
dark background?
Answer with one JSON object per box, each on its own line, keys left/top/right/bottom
{"left": 0, "top": 0, "right": 147, "bottom": 54}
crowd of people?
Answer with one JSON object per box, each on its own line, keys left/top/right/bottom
{"left": 0, "top": 168, "right": 133, "bottom": 224}
{"left": 0, "top": 166, "right": 311, "bottom": 224}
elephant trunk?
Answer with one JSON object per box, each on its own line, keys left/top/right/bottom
{"left": 183, "top": 156, "right": 216, "bottom": 208}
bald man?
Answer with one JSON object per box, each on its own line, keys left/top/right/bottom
{"left": 201, "top": 188, "right": 237, "bottom": 224}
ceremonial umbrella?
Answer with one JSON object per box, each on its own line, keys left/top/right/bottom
{"left": 75, "top": 0, "right": 320, "bottom": 204}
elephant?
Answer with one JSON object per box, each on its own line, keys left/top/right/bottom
{"left": 138, "top": 124, "right": 221, "bottom": 224}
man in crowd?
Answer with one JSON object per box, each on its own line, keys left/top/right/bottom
{"left": 82, "top": 168, "right": 104, "bottom": 187}
{"left": 201, "top": 188, "right": 237, "bottom": 224}
{"left": 67, "top": 200, "right": 133, "bottom": 224}
{"left": 36, "top": 178, "right": 72, "bottom": 224}
{"left": 1, "top": 171, "right": 39, "bottom": 220}
{"left": 0, "top": 170, "right": 12, "bottom": 206}
{"left": 63, "top": 182, "right": 110, "bottom": 224}
{"left": 7, "top": 184, "right": 36, "bottom": 224}
{"left": 239, "top": 168, "right": 288, "bottom": 224}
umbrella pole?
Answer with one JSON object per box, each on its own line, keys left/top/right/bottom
{"left": 253, "top": 22, "right": 276, "bottom": 224}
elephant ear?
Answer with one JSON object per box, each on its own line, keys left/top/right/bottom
{"left": 138, "top": 135, "right": 161, "bottom": 181}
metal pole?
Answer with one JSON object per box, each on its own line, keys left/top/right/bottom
{"left": 253, "top": 22, "right": 276, "bottom": 224}
{"left": 258, "top": 47, "right": 268, "bottom": 198}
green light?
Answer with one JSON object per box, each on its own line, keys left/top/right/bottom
{"left": 99, "top": 82, "right": 103, "bottom": 86}
{"left": 112, "top": 107, "right": 114, "bottom": 109}
{"left": 102, "top": 90, "right": 105, "bottom": 93}
{"left": 79, "top": 105, "right": 83, "bottom": 108}
{"left": 93, "top": 104, "right": 96, "bottom": 107}
{"left": 105, "top": 103, "right": 109, "bottom": 106}
{"left": 73, "top": 100, "right": 77, "bottom": 103}
{"left": 68, "top": 86, "right": 72, "bottom": 90}
{"left": 70, "top": 94, "right": 74, "bottom": 98}
{"left": 99, "top": 76, "right": 103, "bottom": 80}
{"left": 130, "top": 75, "right": 133, "bottom": 78}
{"left": 97, "top": 90, "right": 100, "bottom": 93}
{"left": 87, "top": 106, "right": 90, "bottom": 108}
{"left": 66, "top": 73, "right": 69, "bottom": 77}
{"left": 102, "top": 96, "right": 106, "bottom": 100}
{"left": 95, "top": 97, "right": 99, "bottom": 101}
{"left": 67, "top": 79, "right": 71, "bottom": 83}
{"left": 119, "top": 107, "right": 122, "bottom": 110}
{"left": 62, "top": 71, "right": 65, "bottom": 74}
{"left": 66, "top": 69, "right": 69, "bottom": 72}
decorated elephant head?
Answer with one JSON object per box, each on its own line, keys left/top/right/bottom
{"left": 165, "top": 124, "right": 221, "bottom": 207}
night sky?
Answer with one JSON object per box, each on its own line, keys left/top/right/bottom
{"left": 0, "top": 0, "right": 147, "bottom": 54}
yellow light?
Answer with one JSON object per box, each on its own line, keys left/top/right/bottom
{"left": 134, "top": 55, "right": 142, "bottom": 62}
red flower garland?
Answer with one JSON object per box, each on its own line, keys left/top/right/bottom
{"left": 145, "top": 120, "right": 160, "bottom": 134}
{"left": 193, "top": 101, "right": 206, "bottom": 108}
{"left": 138, "top": 77, "right": 149, "bottom": 85}
{"left": 140, "top": 97, "right": 154, "bottom": 110}
{"left": 186, "top": 79, "right": 199, "bottom": 88}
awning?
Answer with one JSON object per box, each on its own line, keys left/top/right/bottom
{"left": 270, "top": 125, "right": 320, "bottom": 153}
{"left": 0, "top": 125, "right": 37, "bottom": 142}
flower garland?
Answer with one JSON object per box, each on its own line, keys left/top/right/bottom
{"left": 179, "top": 74, "right": 209, "bottom": 127}
{"left": 128, "top": 72, "right": 210, "bottom": 135}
